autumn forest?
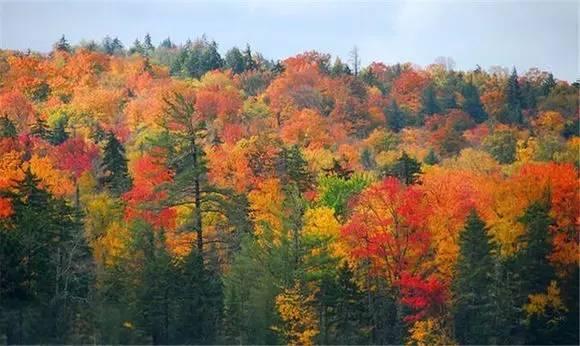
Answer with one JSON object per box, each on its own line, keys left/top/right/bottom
{"left": 0, "top": 34, "right": 578, "bottom": 345}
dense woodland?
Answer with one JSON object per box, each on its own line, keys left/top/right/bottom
{"left": 0, "top": 35, "right": 578, "bottom": 345}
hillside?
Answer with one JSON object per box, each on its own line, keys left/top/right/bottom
{"left": 0, "top": 36, "right": 578, "bottom": 345}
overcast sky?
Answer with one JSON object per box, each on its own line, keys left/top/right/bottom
{"left": 0, "top": 0, "right": 577, "bottom": 81}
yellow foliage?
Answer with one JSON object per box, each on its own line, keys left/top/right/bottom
{"left": 302, "top": 207, "right": 346, "bottom": 259}
{"left": 303, "top": 147, "right": 334, "bottom": 172}
{"left": 525, "top": 281, "right": 567, "bottom": 317}
{"left": 273, "top": 283, "right": 319, "bottom": 346}
{"left": 407, "top": 318, "right": 456, "bottom": 346}
{"left": 248, "top": 178, "right": 284, "bottom": 242}
{"left": 27, "top": 154, "right": 75, "bottom": 197}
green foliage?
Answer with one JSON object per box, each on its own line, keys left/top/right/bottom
{"left": 317, "top": 173, "right": 373, "bottom": 218}
{"left": 384, "top": 151, "right": 422, "bottom": 185}
{"left": 461, "top": 82, "right": 488, "bottom": 123}
{"left": 101, "top": 132, "right": 132, "bottom": 195}
{"left": 385, "top": 100, "right": 405, "bottom": 133}
{"left": 0, "top": 116, "right": 17, "bottom": 138}
{"left": 453, "top": 210, "right": 496, "bottom": 345}
{"left": 484, "top": 130, "right": 517, "bottom": 164}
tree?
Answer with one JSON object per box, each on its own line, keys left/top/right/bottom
{"left": 1, "top": 169, "right": 92, "bottom": 344}
{"left": 385, "top": 100, "right": 405, "bottom": 133}
{"left": 101, "top": 132, "right": 132, "bottom": 195}
{"left": 461, "top": 82, "right": 488, "bottom": 123}
{"left": 0, "top": 116, "right": 17, "bottom": 138}
{"left": 48, "top": 117, "right": 69, "bottom": 145}
{"left": 30, "top": 116, "right": 50, "bottom": 140}
{"left": 504, "top": 68, "right": 523, "bottom": 124}
{"left": 420, "top": 83, "right": 440, "bottom": 117}
{"left": 143, "top": 33, "right": 155, "bottom": 55}
{"left": 423, "top": 148, "right": 439, "bottom": 165}
{"left": 483, "top": 130, "right": 517, "bottom": 164}
{"left": 385, "top": 151, "right": 422, "bottom": 185}
{"left": 453, "top": 210, "right": 496, "bottom": 345}
{"left": 54, "top": 35, "right": 72, "bottom": 53}
{"left": 225, "top": 47, "right": 246, "bottom": 74}
{"left": 341, "top": 178, "right": 433, "bottom": 342}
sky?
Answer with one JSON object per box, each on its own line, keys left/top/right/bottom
{"left": 0, "top": 0, "right": 578, "bottom": 81}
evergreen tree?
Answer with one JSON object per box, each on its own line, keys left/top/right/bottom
{"left": 461, "top": 82, "right": 488, "bottom": 123}
{"left": 243, "top": 44, "right": 257, "bottom": 71}
{"left": 423, "top": 148, "right": 440, "bottom": 165}
{"left": 129, "top": 39, "right": 144, "bottom": 55}
{"left": 225, "top": 47, "right": 246, "bottom": 74}
{"left": 101, "top": 132, "right": 132, "bottom": 195}
{"left": 48, "top": 117, "right": 69, "bottom": 145}
{"left": 30, "top": 116, "right": 50, "bottom": 140}
{"left": 385, "top": 151, "right": 422, "bottom": 185}
{"left": 504, "top": 68, "right": 523, "bottom": 124}
{"left": 541, "top": 73, "right": 556, "bottom": 96}
{"left": 143, "top": 33, "right": 155, "bottom": 55}
{"left": 385, "top": 100, "right": 405, "bottom": 133}
{"left": 0, "top": 116, "right": 17, "bottom": 138}
{"left": 159, "top": 37, "right": 175, "bottom": 49}
{"left": 54, "top": 35, "right": 72, "bottom": 53}
{"left": 420, "top": 84, "right": 441, "bottom": 116}
{"left": 453, "top": 210, "right": 496, "bottom": 345}
{"left": 276, "top": 145, "right": 313, "bottom": 193}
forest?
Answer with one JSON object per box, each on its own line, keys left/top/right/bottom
{"left": 0, "top": 34, "right": 578, "bottom": 345}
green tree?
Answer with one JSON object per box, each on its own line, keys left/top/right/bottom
{"left": 385, "top": 100, "right": 405, "bottom": 133}
{"left": 461, "top": 82, "right": 488, "bottom": 123}
{"left": 54, "top": 35, "right": 72, "bottom": 53}
{"left": 101, "top": 132, "right": 132, "bottom": 195}
{"left": 503, "top": 68, "right": 523, "bottom": 124}
{"left": 0, "top": 116, "right": 17, "bottom": 138}
{"left": 484, "top": 130, "right": 517, "bottom": 164}
{"left": 420, "top": 83, "right": 441, "bottom": 117}
{"left": 225, "top": 47, "right": 246, "bottom": 74}
{"left": 453, "top": 210, "right": 496, "bottom": 345}
{"left": 385, "top": 151, "right": 422, "bottom": 185}
{"left": 423, "top": 148, "right": 440, "bottom": 165}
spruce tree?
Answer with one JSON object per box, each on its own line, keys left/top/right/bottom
{"left": 385, "top": 151, "right": 422, "bottom": 185}
{"left": 423, "top": 148, "right": 440, "bottom": 165}
{"left": 461, "top": 82, "right": 488, "bottom": 123}
{"left": 30, "top": 116, "right": 50, "bottom": 140}
{"left": 48, "top": 117, "right": 69, "bottom": 145}
{"left": 453, "top": 210, "right": 496, "bottom": 345}
{"left": 385, "top": 100, "right": 405, "bottom": 133}
{"left": 504, "top": 68, "right": 523, "bottom": 124}
{"left": 101, "top": 132, "right": 132, "bottom": 195}
{"left": 0, "top": 116, "right": 17, "bottom": 138}
{"left": 420, "top": 84, "right": 440, "bottom": 117}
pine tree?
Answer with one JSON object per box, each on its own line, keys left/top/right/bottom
{"left": 129, "top": 39, "right": 144, "bottom": 55}
{"left": 101, "top": 132, "right": 132, "bottom": 195}
{"left": 453, "top": 210, "right": 496, "bottom": 345}
{"left": 461, "top": 82, "right": 488, "bottom": 123}
{"left": 143, "top": 33, "right": 155, "bottom": 55}
{"left": 541, "top": 73, "right": 556, "bottom": 96}
{"left": 54, "top": 35, "right": 72, "bottom": 53}
{"left": 385, "top": 151, "right": 422, "bottom": 185}
{"left": 420, "top": 84, "right": 440, "bottom": 117}
{"left": 30, "top": 116, "right": 50, "bottom": 140}
{"left": 49, "top": 118, "right": 69, "bottom": 145}
{"left": 423, "top": 148, "right": 440, "bottom": 165}
{"left": 225, "top": 47, "right": 246, "bottom": 74}
{"left": 385, "top": 100, "right": 405, "bottom": 133}
{"left": 276, "top": 145, "right": 313, "bottom": 193}
{"left": 504, "top": 68, "right": 523, "bottom": 124}
{"left": 0, "top": 116, "right": 17, "bottom": 138}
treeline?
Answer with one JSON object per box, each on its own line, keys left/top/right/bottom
{"left": 0, "top": 35, "right": 578, "bottom": 345}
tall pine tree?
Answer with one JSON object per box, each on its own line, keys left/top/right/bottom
{"left": 101, "top": 132, "right": 132, "bottom": 196}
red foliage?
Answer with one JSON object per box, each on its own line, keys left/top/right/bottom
{"left": 53, "top": 137, "right": 98, "bottom": 179}
{"left": 397, "top": 272, "right": 447, "bottom": 322}
{"left": 123, "top": 155, "right": 176, "bottom": 230}
{"left": 341, "top": 178, "right": 432, "bottom": 283}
